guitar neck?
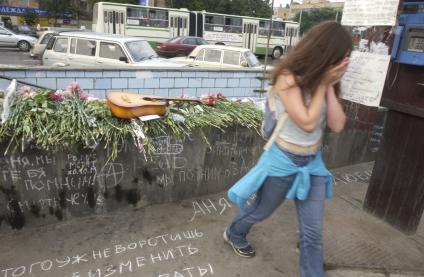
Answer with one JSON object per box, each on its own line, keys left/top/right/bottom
{"left": 142, "top": 95, "right": 201, "bottom": 103}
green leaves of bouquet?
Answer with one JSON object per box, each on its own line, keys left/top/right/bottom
{"left": 0, "top": 84, "right": 263, "bottom": 162}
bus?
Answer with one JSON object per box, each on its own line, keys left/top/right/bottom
{"left": 92, "top": 2, "right": 300, "bottom": 59}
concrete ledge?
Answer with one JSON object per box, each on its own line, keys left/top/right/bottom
{"left": 0, "top": 127, "right": 263, "bottom": 231}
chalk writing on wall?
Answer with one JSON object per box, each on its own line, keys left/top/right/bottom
{"left": 341, "top": 0, "right": 399, "bottom": 26}
{"left": 368, "top": 124, "right": 385, "bottom": 153}
{"left": 0, "top": 127, "right": 261, "bottom": 229}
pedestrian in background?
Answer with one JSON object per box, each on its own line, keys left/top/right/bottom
{"left": 224, "top": 21, "right": 352, "bottom": 277}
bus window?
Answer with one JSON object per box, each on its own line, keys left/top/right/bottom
{"left": 272, "top": 21, "right": 284, "bottom": 37}
{"left": 224, "top": 16, "right": 242, "bottom": 33}
{"left": 127, "top": 7, "right": 148, "bottom": 26}
{"left": 259, "top": 20, "right": 270, "bottom": 36}
{"left": 104, "top": 11, "right": 107, "bottom": 23}
{"left": 149, "top": 9, "right": 168, "bottom": 28}
{"left": 205, "top": 14, "right": 224, "bottom": 32}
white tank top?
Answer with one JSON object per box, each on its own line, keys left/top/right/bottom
{"left": 274, "top": 95, "right": 326, "bottom": 147}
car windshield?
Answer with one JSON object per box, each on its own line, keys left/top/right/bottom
{"left": 125, "top": 40, "right": 158, "bottom": 62}
{"left": 244, "top": 51, "right": 261, "bottom": 67}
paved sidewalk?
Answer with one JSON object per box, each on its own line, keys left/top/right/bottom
{"left": 0, "top": 162, "right": 423, "bottom": 277}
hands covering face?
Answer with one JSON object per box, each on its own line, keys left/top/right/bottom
{"left": 322, "top": 57, "right": 350, "bottom": 86}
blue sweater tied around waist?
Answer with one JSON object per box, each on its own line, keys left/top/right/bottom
{"left": 227, "top": 143, "right": 333, "bottom": 208}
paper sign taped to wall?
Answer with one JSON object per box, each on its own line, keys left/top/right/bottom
{"left": 340, "top": 51, "right": 391, "bottom": 107}
{"left": 341, "top": 0, "right": 399, "bottom": 26}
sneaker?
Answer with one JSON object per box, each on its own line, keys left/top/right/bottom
{"left": 223, "top": 230, "right": 256, "bottom": 258}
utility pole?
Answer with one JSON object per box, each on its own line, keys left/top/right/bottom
{"left": 299, "top": 9, "right": 303, "bottom": 27}
{"left": 263, "top": 0, "right": 275, "bottom": 73}
{"left": 257, "top": 0, "right": 275, "bottom": 94}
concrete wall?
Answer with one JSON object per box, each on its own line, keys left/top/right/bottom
{"left": 0, "top": 127, "right": 264, "bottom": 232}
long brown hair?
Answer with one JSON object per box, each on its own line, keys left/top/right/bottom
{"left": 271, "top": 21, "right": 353, "bottom": 96}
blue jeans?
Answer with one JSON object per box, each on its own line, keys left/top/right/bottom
{"left": 226, "top": 149, "right": 326, "bottom": 277}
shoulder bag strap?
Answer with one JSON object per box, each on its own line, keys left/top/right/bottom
{"left": 263, "top": 86, "right": 288, "bottom": 151}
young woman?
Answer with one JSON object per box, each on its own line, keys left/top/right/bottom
{"left": 224, "top": 21, "right": 352, "bottom": 277}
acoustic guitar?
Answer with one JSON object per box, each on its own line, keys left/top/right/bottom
{"left": 106, "top": 91, "right": 201, "bottom": 119}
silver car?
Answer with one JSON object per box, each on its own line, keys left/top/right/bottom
{"left": 42, "top": 32, "right": 187, "bottom": 68}
{"left": 0, "top": 26, "right": 37, "bottom": 51}
{"left": 172, "top": 45, "right": 263, "bottom": 69}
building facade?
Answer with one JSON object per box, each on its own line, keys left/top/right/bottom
{"left": 0, "top": 0, "right": 44, "bottom": 27}
{"left": 274, "top": 5, "right": 295, "bottom": 20}
{"left": 290, "top": 0, "right": 344, "bottom": 13}
{"left": 274, "top": 0, "right": 344, "bottom": 20}
{"left": 0, "top": 0, "right": 38, "bottom": 8}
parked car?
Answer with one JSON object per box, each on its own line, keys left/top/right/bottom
{"left": 31, "top": 28, "right": 86, "bottom": 59}
{"left": 42, "top": 32, "right": 187, "bottom": 68}
{"left": 0, "top": 26, "right": 37, "bottom": 51}
{"left": 172, "top": 45, "right": 263, "bottom": 69}
{"left": 156, "top": 36, "right": 208, "bottom": 57}
{"left": 11, "top": 25, "right": 37, "bottom": 37}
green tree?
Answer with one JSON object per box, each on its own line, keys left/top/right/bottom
{"left": 87, "top": 0, "right": 138, "bottom": 9}
{"left": 39, "top": 0, "right": 70, "bottom": 25}
{"left": 23, "top": 10, "right": 38, "bottom": 26}
{"left": 167, "top": 0, "right": 273, "bottom": 18}
{"left": 294, "top": 8, "right": 342, "bottom": 35}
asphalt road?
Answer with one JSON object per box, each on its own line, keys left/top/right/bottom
{"left": 0, "top": 47, "right": 41, "bottom": 66}
{"left": 0, "top": 48, "right": 276, "bottom": 68}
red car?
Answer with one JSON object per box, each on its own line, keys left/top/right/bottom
{"left": 156, "top": 36, "right": 208, "bottom": 57}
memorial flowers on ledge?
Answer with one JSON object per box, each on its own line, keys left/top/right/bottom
{"left": 0, "top": 83, "right": 263, "bottom": 162}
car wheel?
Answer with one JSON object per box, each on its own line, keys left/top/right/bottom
{"left": 272, "top": 47, "right": 283, "bottom": 59}
{"left": 18, "top": 41, "right": 31, "bottom": 52}
{"left": 176, "top": 51, "right": 187, "bottom": 57}
{"left": 215, "top": 42, "right": 225, "bottom": 45}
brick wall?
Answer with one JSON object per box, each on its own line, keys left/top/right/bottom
{"left": 0, "top": 68, "right": 266, "bottom": 100}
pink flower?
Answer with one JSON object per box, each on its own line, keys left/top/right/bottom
{"left": 48, "top": 90, "right": 63, "bottom": 101}
{"left": 17, "top": 85, "right": 37, "bottom": 99}
{"left": 216, "top": 92, "right": 225, "bottom": 99}
{"left": 65, "top": 81, "right": 86, "bottom": 99}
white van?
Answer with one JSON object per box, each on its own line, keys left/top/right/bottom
{"left": 42, "top": 32, "right": 186, "bottom": 67}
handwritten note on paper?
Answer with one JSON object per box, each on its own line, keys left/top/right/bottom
{"left": 341, "top": 0, "right": 399, "bottom": 26}
{"left": 340, "top": 51, "right": 391, "bottom": 107}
